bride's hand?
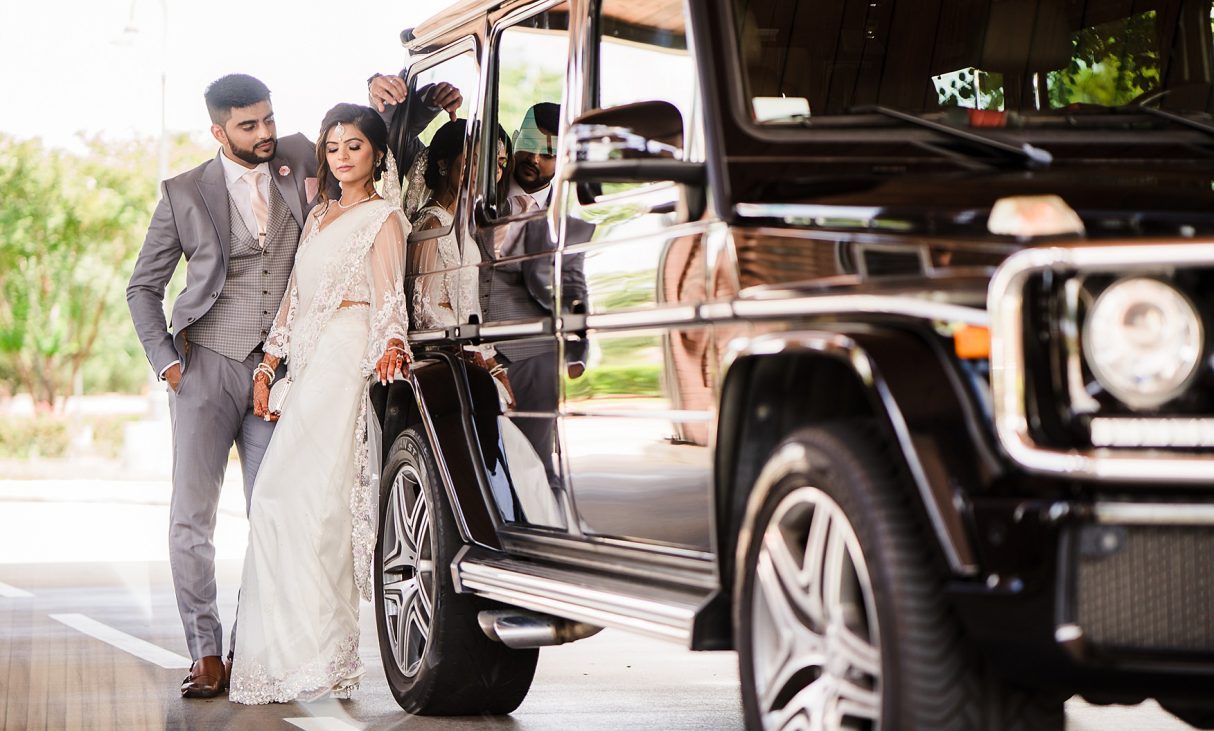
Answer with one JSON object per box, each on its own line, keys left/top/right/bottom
{"left": 252, "top": 378, "right": 279, "bottom": 422}
{"left": 376, "top": 338, "right": 411, "bottom": 385}
{"left": 494, "top": 370, "right": 516, "bottom": 410}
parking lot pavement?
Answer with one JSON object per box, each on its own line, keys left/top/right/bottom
{"left": 0, "top": 477, "right": 1198, "bottom": 730}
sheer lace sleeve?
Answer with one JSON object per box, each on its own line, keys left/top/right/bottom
{"left": 265, "top": 212, "right": 320, "bottom": 361}
{"left": 363, "top": 208, "right": 412, "bottom": 372}
{"left": 411, "top": 211, "right": 451, "bottom": 330}
{"left": 264, "top": 269, "right": 298, "bottom": 360}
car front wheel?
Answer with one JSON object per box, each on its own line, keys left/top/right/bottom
{"left": 375, "top": 426, "right": 538, "bottom": 715}
{"left": 735, "top": 424, "right": 1063, "bottom": 731}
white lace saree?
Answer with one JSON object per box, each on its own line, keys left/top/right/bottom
{"left": 411, "top": 204, "right": 483, "bottom": 330}
{"left": 229, "top": 199, "right": 410, "bottom": 704}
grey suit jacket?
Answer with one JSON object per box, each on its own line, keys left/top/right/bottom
{"left": 376, "top": 78, "right": 446, "bottom": 181}
{"left": 476, "top": 191, "right": 594, "bottom": 363}
{"left": 127, "top": 133, "right": 319, "bottom": 375}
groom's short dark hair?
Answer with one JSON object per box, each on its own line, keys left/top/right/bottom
{"left": 204, "top": 74, "right": 272, "bottom": 125}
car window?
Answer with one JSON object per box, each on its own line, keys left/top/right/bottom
{"left": 404, "top": 48, "right": 479, "bottom": 241}
{"left": 598, "top": 0, "right": 697, "bottom": 158}
{"left": 482, "top": 3, "right": 571, "bottom": 220}
{"left": 731, "top": 0, "right": 1214, "bottom": 121}
{"left": 401, "top": 47, "right": 480, "bottom": 331}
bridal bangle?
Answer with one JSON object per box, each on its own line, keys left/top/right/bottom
{"left": 489, "top": 364, "right": 507, "bottom": 377}
{"left": 254, "top": 363, "right": 276, "bottom": 385}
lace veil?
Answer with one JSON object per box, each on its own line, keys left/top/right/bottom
{"left": 380, "top": 149, "right": 405, "bottom": 214}
{"left": 402, "top": 148, "right": 431, "bottom": 221}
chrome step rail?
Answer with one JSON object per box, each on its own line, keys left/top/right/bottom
{"left": 451, "top": 546, "right": 712, "bottom": 645}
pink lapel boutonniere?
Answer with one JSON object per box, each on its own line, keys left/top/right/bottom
{"left": 279, "top": 165, "right": 291, "bottom": 177}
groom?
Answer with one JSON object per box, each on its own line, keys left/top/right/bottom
{"left": 127, "top": 73, "right": 317, "bottom": 698}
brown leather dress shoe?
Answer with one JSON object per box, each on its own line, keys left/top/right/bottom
{"left": 223, "top": 657, "right": 232, "bottom": 691}
{"left": 181, "top": 655, "right": 226, "bottom": 698}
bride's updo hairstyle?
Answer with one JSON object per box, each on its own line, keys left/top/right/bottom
{"left": 315, "top": 103, "right": 389, "bottom": 203}
{"left": 424, "top": 119, "right": 467, "bottom": 191}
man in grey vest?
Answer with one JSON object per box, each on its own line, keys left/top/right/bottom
{"left": 127, "top": 74, "right": 315, "bottom": 698}
{"left": 479, "top": 102, "right": 593, "bottom": 495}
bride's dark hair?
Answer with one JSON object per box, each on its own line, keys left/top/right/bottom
{"left": 315, "top": 103, "right": 389, "bottom": 203}
{"left": 425, "top": 120, "right": 512, "bottom": 205}
{"left": 424, "top": 119, "right": 467, "bottom": 191}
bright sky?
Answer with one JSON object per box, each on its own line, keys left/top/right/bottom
{"left": 0, "top": 0, "right": 459, "bottom": 152}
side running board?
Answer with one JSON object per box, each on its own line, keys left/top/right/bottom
{"left": 451, "top": 546, "right": 713, "bottom": 646}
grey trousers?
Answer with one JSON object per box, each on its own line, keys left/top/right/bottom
{"left": 502, "top": 349, "right": 559, "bottom": 492}
{"left": 166, "top": 343, "right": 279, "bottom": 661}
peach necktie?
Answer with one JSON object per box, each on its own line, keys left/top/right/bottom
{"left": 494, "top": 193, "right": 538, "bottom": 258}
{"left": 242, "top": 170, "right": 268, "bottom": 246}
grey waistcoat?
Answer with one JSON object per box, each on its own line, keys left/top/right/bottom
{"left": 479, "top": 268, "right": 554, "bottom": 362}
{"left": 187, "top": 181, "right": 300, "bottom": 361}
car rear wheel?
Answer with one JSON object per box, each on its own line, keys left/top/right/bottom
{"left": 735, "top": 424, "right": 1063, "bottom": 731}
{"left": 375, "top": 426, "right": 538, "bottom": 715}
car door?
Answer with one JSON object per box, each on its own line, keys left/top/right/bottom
{"left": 555, "top": 0, "right": 719, "bottom": 552}
{"left": 462, "top": 0, "right": 577, "bottom": 531}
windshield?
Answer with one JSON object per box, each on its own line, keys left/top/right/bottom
{"left": 732, "top": 0, "right": 1214, "bottom": 123}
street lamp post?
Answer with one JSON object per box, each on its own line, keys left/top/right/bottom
{"left": 118, "top": 0, "right": 174, "bottom": 475}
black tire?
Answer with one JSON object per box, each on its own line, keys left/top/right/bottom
{"left": 374, "top": 426, "right": 538, "bottom": 715}
{"left": 734, "top": 423, "right": 1063, "bottom": 731}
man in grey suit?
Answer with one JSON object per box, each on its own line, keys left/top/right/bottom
{"left": 127, "top": 74, "right": 317, "bottom": 698}
{"left": 480, "top": 102, "right": 593, "bottom": 497}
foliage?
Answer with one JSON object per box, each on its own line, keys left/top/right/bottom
{"left": 1047, "top": 11, "right": 1161, "bottom": 108}
{"left": 588, "top": 269, "right": 655, "bottom": 312}
{"left": 497, "top": 51, "right": 565, "bottom": 138}
{"left": 934, "top": 10, "right": 1161, "bottom": 112}
{"left": 0, "top": 132, "right": 210, "bottom": 407}
{"left": 565, "top": 363, "right": 661, "bottom": 400}
{"left": 0, "top": 414, "right": 140, "bottom": 460}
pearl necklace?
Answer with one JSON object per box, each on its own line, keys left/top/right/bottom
{"left": 336, "top": 194, "right": 374, "bottom": 210}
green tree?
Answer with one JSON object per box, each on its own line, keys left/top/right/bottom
{"left": 0, "top": 133, "right": 208, "bottom": 407}
{"left": 1048, "top": 10, "right": 1161, "bottom": 108}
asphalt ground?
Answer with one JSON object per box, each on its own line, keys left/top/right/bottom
{"left": 0, "top": 478, "right": 1197, "bottom": 731}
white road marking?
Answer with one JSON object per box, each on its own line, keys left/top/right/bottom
{"left": 284, "top": 718, "right": 364, "bottom": 731}
{"left": 48, "top": 613, "right": 191, "bottom": 669}
{"left": 0, "top": 581, "right": 33, "bottom": 598}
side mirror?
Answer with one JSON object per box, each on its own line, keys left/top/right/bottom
{"left": 564, "top": 100, "right": 706, "bottom": 218}
{"left": 570, "top": 100, "right": 684, "bottom": 163}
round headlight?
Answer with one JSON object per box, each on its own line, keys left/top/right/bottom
{"left": 1082, "top": 277, "right": 1204, "bottom": 410}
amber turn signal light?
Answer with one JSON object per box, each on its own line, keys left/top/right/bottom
{"left": 954, "top": 325, "right": 991, "bottom": 359}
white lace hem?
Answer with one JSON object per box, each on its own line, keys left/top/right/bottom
{"left": 228, "top": 631, "right": 363, "bottom": 705}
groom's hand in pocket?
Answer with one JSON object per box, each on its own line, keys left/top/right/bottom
{"left": 164, "top": 363, "right": 182, "bottom": 392}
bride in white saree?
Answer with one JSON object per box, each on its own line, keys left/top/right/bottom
{"left": 229, "top": 104, "right": 411, "bottom": 704}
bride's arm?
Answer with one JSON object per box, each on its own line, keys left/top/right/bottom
{"left": 253, "top": 212, "right": 319, "bottom": 418}
{"left": 252, "top": 273, "right": 295, "bottom": 420}
{"left": 368, "top": 209, "right": 412, "bottom": 384}
{"left": 412, "top": 212, "right": 451, "bottom": 324}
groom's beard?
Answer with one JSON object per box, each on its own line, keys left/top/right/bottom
{"left": 231, "top": 137, "right": 277, "bottom": 165}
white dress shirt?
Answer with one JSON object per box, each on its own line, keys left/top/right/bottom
{"left": 506, "top": 179, "right": 550, "bottom": 210}
{"left": 160, "top": 152, "right": 272, "bottom": 381}
{"left": 499, "top": 179, "right": 582, "bottom": 370}
{"left": 219, "top": 151, "right": 272, "bottom": 239}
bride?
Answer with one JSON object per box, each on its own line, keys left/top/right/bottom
{"left": 228, "top": 103, "right": 411, "bottom": 704}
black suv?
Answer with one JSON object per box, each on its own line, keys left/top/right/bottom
{"left": 368, "top": 0, "right": 1214, "bottom": 728}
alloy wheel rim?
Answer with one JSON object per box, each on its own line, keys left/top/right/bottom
{"left": 381, "top": 464, "right": 434, "bottom": 678}
{"left": 750, "top": 485, "right": 882, "bottom": 731}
